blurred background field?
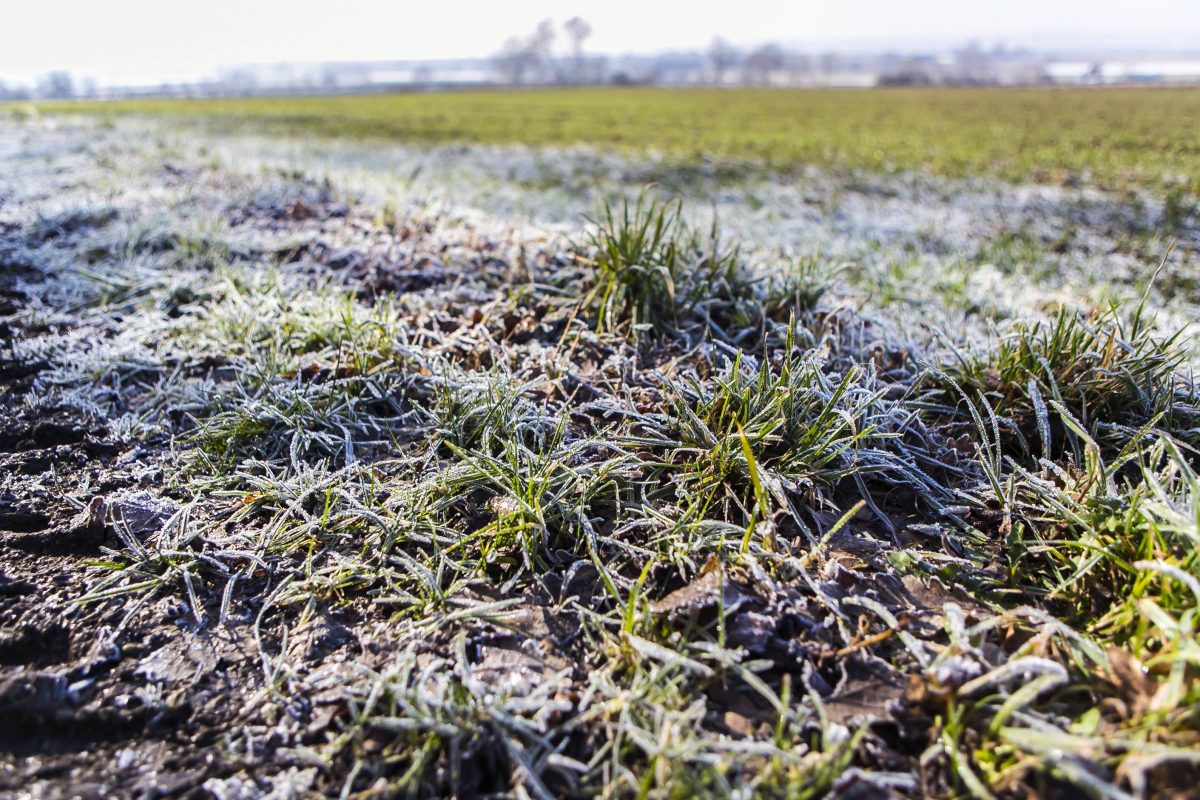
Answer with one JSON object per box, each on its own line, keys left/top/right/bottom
{"left": 33, "top": 86, "right": 1200, "bottom": 194}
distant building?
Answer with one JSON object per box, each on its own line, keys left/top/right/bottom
{"left": 1044, "top": 60, "right": 1200, "bottom": 85}
{"left": 1044, "top": 62, "right": 1099, "bottom": 84}
{"left": 1101, "top": 61, "right": 1200, "bottom": 83}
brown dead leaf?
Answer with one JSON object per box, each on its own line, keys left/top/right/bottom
{"left": 722, "top": 710, "right": 759, "bottom": 737}
{"left": 1106, "top": 646, "right": 1156, "bottom": 718}
{"left": 651, "top": 557, "right": 750, "bottom": 617}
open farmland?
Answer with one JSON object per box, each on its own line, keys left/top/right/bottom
{"left": 1, "top": 90, "right": 1199, "bottom": 799}
{"left": 38, "top": 87, "right": 1200, "bottom": 193}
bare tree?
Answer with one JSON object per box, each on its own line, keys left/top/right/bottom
{"left": 0, "top": 80, "right": 30, "bottom": 101}
{"left": 493, "top": 19, "right": 558, "bottom": 86}
{"left": 532, "top": 18, "right": 556, "bottom": 56}
{"left": 36, "top": 71, "right": 74, "bottom": 100}
{"left": 534, "top": 18, "right": 563, "bottom": 83}
{"left": 819, "top": 51, "right": 840, "bottom": 77}
{"left": 223, "top": 68, "right": 258, "bottom": 97}
{"left": 742, "top": 44, "right": 784, "bottom": 86}
{"left": 708, "top": 38, "right": 737, "bottom": 85}
{"left": 494, "top": 36, "right": 537, "bottom": 85}
{"left": 564, "top": 16, "right": 593, "bottom": 84}
{"left": 788, "top": 52, "right": 812, "bottom": 85}
{"left": 321, "top": 64, "right": 341, "bottom": 90}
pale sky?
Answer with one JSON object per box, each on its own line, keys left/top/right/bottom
{"left": 3, "top": 0, "right": 1199, "bottom": 84}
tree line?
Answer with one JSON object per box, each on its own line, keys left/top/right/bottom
{"left": 492, "top": 20, "right": 803, "bottom": 87}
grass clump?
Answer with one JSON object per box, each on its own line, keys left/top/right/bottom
{"left": 1006, "top": 440, "right": 1200, "bottom": 646}
{"left": 918, "top": 439, "right": 1200, "bottom": 796}
{"left": 431, "top": 374, "right": 557, "bottom": 456}
{"left": 760, "top": 255, "right": 841, "bottom": 321}
{"left": 188, "top": 373, "right": 408, "bottom": 471}
{"left": 438, "top": 428, "right": 633, "bottom": 575}
{"left": 82, "top": 215, "right": 235, "bottom": 272}
{"left": 318, "top": 652, "right": 573, "bottom": 798}
{"left": 580, "top": 192, "right": 751, "bottom": 338}
{"left": 175, "top": 273, "right": 427, "bottom": 475}
{"left": 632, "top": 341, "right": 953, "bottom": 538}
{"left": 928, "top": 304, "right": 1191, "bottom": 460}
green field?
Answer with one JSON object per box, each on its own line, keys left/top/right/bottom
{"left": 36, "top": 87, "right": 1200, "bottom": 193}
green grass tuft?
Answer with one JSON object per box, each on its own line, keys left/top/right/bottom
{"left": 580, "top": 192, "right": 751, "bottom": 338}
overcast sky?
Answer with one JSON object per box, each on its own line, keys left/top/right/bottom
{"left": 3, "top": 0, "right": 1199, "bottom": 84}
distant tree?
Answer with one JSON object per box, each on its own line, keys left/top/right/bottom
{"left": 564, "top": 16, "right": 593, "bottom": 84}
{"left": 321, "top": 64, "right": 341, "bottom": 90}
{"left": 788, "top": 52, "right": 812, "bottom": 86}
{"left": 590, "top": 54, "right": 610, "bottom": 85}
{"left": 879, "top": 58, "right": 935, "bottom": 86}
{"left": 533, "top": 19, "right": 563, "bottom": 83}
{"left": 36, "top": 71, "right": 74, "bottom": 99}
{"left": 709, "top": 37, "right": 736, "bottom": 85}
{"left": 0, "top": 81, "right": 30, "bottom": 101}
{"left": 223, "top": 68, "right": 258, "bottom": 97}
{"left": 954, "top": 40, "right": 986, "bottom": 83}
{"left": 493, "top": 19, "right": 558, "bottom": 86}
{"left": 532, "top": 18, "right": 556, "bottom": 52}
{"left": 495, "top": 36, "right": 538, "bottom": 85}
{"left": 742, "top": 43, "right": 784, "bottom": 85}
